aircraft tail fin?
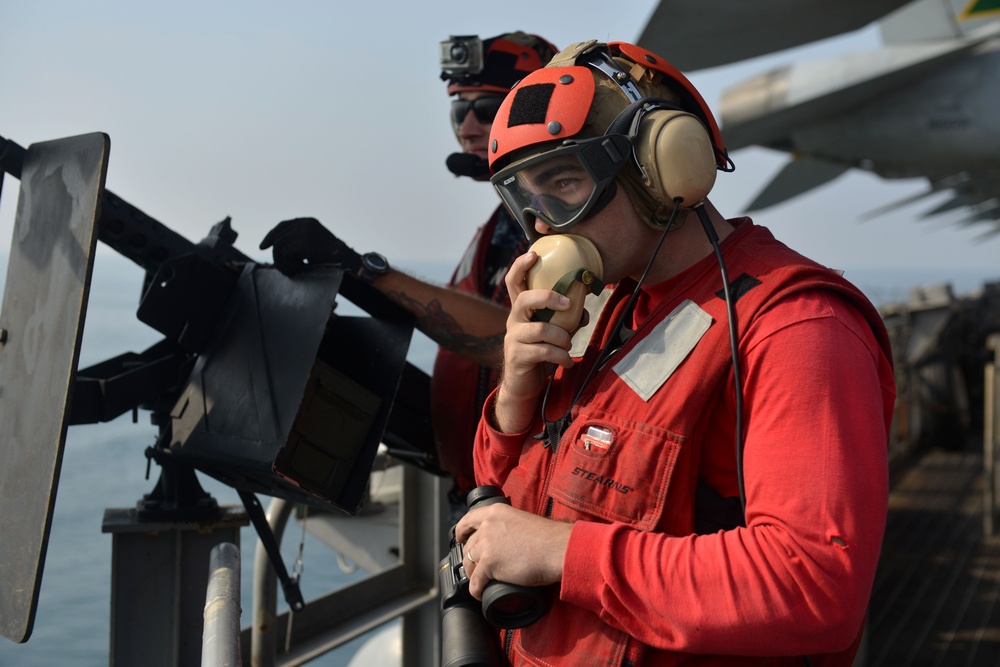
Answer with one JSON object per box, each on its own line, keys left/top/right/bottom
{"left": 880, "top": 0, "right": 963, "bottom": 43}
{"left": 880, "top": 0, "right": 999, "bottom": 44}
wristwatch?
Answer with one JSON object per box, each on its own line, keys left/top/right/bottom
{"left": 359, "top": 251, "right": 390, "bottom": 283}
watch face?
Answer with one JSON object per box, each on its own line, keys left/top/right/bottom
{"left": 364, "top": 252, "right": 389, "bottom": 273}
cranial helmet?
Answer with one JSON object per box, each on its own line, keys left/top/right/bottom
{"left": 488, "top": 40, "right": 733, "bottom": 236}
{"left": 441, "top": 32, "right": 558, "bottom": 180}
{"left": 441, "top": 32, "right": 559, "bottom": 95}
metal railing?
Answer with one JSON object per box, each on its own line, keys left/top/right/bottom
{"left": 203, "top": 542, "right": 243, "bottom": 667}
{"left": 984, "top": 334, "right": 1000, "bottom": 538}
{"left": 244, "top": 463, "right": 446, "bottom": 667}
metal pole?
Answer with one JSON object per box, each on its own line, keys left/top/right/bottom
{"left": 251, "top": 498, "right": 295, "bottom": 667}
{"left": 203, "top": 542, "right": 242, "bottom": 667}
{"left": 984, "top": 335, "right": 1000, "bottom": 538}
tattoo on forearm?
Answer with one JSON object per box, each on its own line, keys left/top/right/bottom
{"left": 386, "top": 290, "right": 504, "bottom": 359}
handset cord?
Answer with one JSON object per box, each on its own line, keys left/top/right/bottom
{"left": 696, "top": 205, "right": 817, "bottom": 667}
{"left": 692, "top": 203, "right": 746, "bottom": 516}
{"left": 536, "top": 200, "right": 745, "bottom": 509}
{"left": 538, "top": 202, "right": 682, "bottom": 441}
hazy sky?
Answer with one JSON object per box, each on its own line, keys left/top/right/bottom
{"left": 2, "top": 1, "right": 998, "bottom": 283}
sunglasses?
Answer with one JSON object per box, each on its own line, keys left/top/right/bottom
{"left": 450, "top": 96, "right": 505, "bottom": 127}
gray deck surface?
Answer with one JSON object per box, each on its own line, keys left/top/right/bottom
{"left": 866, "top": 443, "right": 1000, "bottom": 666}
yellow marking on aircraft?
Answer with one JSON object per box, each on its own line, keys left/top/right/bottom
{"left": 959, "top": 0, "right": 1000, "bottom": 21}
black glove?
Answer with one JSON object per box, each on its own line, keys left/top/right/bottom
{"left": 259, "top": 217, "right": 362, "bottom": 276}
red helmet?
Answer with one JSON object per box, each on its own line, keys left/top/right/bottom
{"left": 488, "top": 41, "right": 733, "bottom": 235}
{"left": 441, "top": 32, "right": 559, "bottom": 95}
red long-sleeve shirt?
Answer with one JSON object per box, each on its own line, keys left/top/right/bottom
{"left": 474, "top": 221, "right": 895, "bottom": 665}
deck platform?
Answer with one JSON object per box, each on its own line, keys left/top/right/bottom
{"left": 866, "top": 442, "right": 1000, "bottom": 666}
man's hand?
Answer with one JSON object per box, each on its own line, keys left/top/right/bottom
{"left": 455, "top": 502, "right": 572, "bottom": 601}
{"left": 259, "top": 217, "right": 363, "bottom": 276}
{"left": 493, "top": 250, "right": 575, "bottom": 433}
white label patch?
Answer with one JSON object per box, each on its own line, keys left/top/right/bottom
{"left": 613, "top": 299, "right": 713, "bottom": 401}
{"left": 569, "top": 289, "right": 613, "bottom": 358}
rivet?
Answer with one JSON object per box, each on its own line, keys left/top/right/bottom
{"left": 547, "top": 121, "right": 562, "bottom": 135}
{"left": 559, "top": 74, "right": 574, "bottom": 84}
{"left": 644, "top": 54, "right": 657, "bottom": 64}
{"left": 491, "top": 139, "right": 498, "bottom": 153}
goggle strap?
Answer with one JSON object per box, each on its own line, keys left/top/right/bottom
{"left": 579, "top": 135, "right": 632, "bottom": 180}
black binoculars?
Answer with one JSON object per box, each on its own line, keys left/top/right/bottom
{"left": 439, "top": 485, "right": 549, "bottom": 667}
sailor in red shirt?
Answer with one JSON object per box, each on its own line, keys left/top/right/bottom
{"left": 432, "top": 32, "right": 558, "bottom": 503}
{"left": 455, "top": 40, "right": 895, "bottom": 666}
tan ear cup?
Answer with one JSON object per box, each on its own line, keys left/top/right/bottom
{"left": 634, "top": 109, "right": 717, "bottom": 207}
{"left": 526, "top": 234, "right": 605, "bottom": 331}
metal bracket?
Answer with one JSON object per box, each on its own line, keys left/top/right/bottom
{"left": 238, "top": 490, "right": 306, "bottom": 612}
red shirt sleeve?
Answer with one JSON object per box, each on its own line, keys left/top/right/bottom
{"left": 473, "top": 394, "right": 537, "bottom": 490}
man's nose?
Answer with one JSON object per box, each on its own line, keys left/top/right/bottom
{"left": 534, "top": 219, "right": 555, "bottom": 236}
{"left": 458, "top": 111, "right": 485, "bottom": 135}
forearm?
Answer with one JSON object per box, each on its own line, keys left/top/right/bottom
{"left": 562, "top": 519, "right": 876, "bottom": 655}
{"left": 372, "top": 269, "right": 507, "bottom": 368}
{"left": 473, "top": 389, "right": 540, "bottom": 489}
{"left": 491, "top": 378, "right": 547, "bottom": 435}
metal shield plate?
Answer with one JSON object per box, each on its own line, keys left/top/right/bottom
{"left": 0, "top": 132, "right": 108, "bottom": 643}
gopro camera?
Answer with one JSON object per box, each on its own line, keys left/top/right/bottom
{"left": 440, "top": 35, "right": 484, "bottom": 76}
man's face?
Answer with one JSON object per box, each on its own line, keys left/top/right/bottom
{"left": 451, "top": 91, "right": 505, "bottom": 160}
{"left": 533, "top": 185, "right": 653, "bottom": 286}
{"left": 517, "top": 154, "right": 595, "bottom": 217}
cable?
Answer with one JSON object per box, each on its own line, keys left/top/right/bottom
{"left": 697, "top": 206, "right": 820, "bottom": 667}
{"left": 693, "top": 203, "right": 746, "bottom": 516}
{"left": 539, "top": 203, "right": 682, "bottom": 446}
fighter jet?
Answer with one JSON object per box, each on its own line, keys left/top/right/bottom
{"left": 638, "top": 0, "right": 1000, "bottom": 232}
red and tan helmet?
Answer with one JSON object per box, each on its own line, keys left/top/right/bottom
{"left": 488, "top": 41, "right": 733, "bottom": 235}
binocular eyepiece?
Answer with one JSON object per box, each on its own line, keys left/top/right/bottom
{"left": 439, "top": 485, "right": 549, "bottom": 667}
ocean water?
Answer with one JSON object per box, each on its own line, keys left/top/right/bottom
{"left": 0, "top": 249, "right": 448, "bottom": 667}
{"left": 1, "top": 244, "right": 998, "bottom": 666}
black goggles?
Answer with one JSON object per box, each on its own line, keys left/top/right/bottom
{"left": 450, "top": 96, "right": 505, "bottom": 127}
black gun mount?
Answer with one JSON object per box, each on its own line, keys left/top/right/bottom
{"left": 0, "top": 132, "right": 438, "bottom": 632}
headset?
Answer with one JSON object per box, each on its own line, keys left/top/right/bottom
{"left": 569, "top": 43, "right": 751, "bottom": 518}
{"left": 602, "top": 96, "right": 719, "bottom": 210}
{"left": 584, "top": 42, "right": 730, "bottom": 208}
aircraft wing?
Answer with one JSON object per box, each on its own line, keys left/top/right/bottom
{"left": 720, "top": 25, "right": 1000, "bottom": 151}
{"left": 722, "top": 18, "right": 1000, "bottom": 222}
{"left": 636, "top": 0, "right": 914, "bottom": 71}
{"left": 757, "top": 163, "right": 1000, "bottom": 234}
{"left": 743, "top": 159, "right": 850, "bottom": 213}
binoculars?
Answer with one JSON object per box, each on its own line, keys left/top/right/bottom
{"left": 439, "top": 485, "right": 549, "bottom": 667}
